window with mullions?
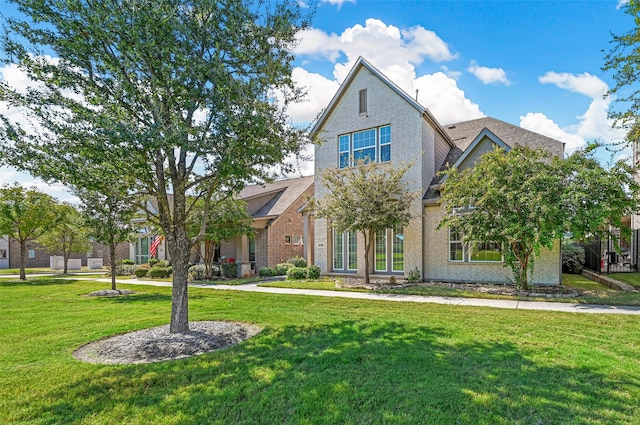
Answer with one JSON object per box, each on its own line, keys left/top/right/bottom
{"left": 448, "top": 228, "right": 501, "bottom": 263}
{"left": 374, "top": 226, "right": 404, "bottom": 273}
{"left": 338, "top": 125, "right": 391, "bottom": 168}
{"left": 333, "top": 229, "right": 357, "bottom": 272}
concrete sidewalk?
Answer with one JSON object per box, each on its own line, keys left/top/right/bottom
{"left": 81, "top": 278, "right": 640, "bottom": 316}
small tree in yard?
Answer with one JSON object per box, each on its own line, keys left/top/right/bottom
{"left": 187, "top": 196, "right": 253, "bottom": 278}
{"left": 314, "top": 160, "right": 416, "bottom": 286}
{"left": 76, "top": 186, "right": 138, "bottom": 290}
{"left": 37, "top": 203, "right": 92, "bottom": 275}
{"left": 439, "top": 145, "right": 640, "bottom": 290}
{"left": 0, "top": 184, "right": 59, "bottom": 280}
{"left": 0, "top": 0, "right": 309, "bottom": 333}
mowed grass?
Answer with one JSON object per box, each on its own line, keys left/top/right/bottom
{"left": 2, "top": 277, "right": 640, "bottom": 424}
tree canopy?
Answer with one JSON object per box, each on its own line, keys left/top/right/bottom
{"left": 0, "top": 0, "right": 310, "bottom": 332}
{"left": 0, "top": 183, "right": 59, "bottom": 280}
{"left": 37, "top": 203, "right": 92, "bottom": 275}
{"left": 438, "top": 145, "right": 640, "bottom": 290}
{"left": 603, "top": 0, "right": 640, "bottom": 141}
{"left": 314, "top": 160, "right": 416, "bottom": 285}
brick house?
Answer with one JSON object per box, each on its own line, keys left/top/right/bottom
{"left": 0, "top": 234, "right": 108, "bottom": 270}
{"left": 311, "top": 57, "right": 563, "bottom": 285}
{"left": 219, "top": 176, "right": 314, "bottom": 274}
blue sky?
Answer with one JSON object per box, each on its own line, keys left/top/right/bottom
{"left": 0, "top": 0, "right": 634, "bottom": 201}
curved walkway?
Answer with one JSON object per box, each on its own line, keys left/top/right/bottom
{"left": 85, "top": 278, "right": 640, "bottom": 315}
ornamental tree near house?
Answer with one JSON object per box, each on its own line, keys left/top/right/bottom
{"left": 438, "top": 144, "right": 640, "bottom": 290}
{"left": 0, "top": 183, "right": 59, "bottom": 280}
{"left": 37, "top": 203, "right": 92, "bottom": 275}
{"left": 314, "top": 160, "right": 416, "bottom": 286}
{"left": 187, "top": 196, "right": 253, "bottom": 278}
{"left": 0, "top": 0, "right": 310, "bottom": 333}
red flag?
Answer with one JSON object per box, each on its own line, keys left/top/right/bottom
{"left": 149, "top": 235, "right": 164, "bottom": 257}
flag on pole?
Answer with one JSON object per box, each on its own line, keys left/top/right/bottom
{"left": 149, "top": 235, "right": 164, "bottom": 257}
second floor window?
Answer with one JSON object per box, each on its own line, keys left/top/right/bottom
{"left": 339, "top": 125, "right": 391, "bottom": 168}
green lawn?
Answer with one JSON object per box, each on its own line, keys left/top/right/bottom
{"left": 262, "top": 274, "right": 640, "bottom": 306}
{"left": 606, "top": 273, "right": 640, "bottom": 290}
{"left": 1, "top": 276, "right": 640, "bottom": 424}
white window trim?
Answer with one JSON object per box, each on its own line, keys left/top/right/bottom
{"left": 338, "top": 125, "right": 391, "bottom": 168}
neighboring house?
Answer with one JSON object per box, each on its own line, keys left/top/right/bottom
{"left": 219, "top": 176, "right": 314, "bottom": 274}
{"left": 311, "top": 57, "right": 564, "bottom": 285}
{"left": 0, "top": 234, "right": 107, "bottom": 269}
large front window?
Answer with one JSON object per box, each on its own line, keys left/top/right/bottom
{"left": 339, "top": 125, "right": 391, "bottom": 168}
{"left": 135, "top": 236, "right": 152, "bottom": 264}
{"left": 333, "top": 229, "right": 357, "bottom": 272}
{"left": 375, "top": 226, "right": 404, "bottom": 273}
{"left": 448, "top": 228, "right": 501, "bottom": 263}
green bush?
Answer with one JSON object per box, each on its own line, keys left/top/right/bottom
{"left": 221, "top": 263, "right": 239, "bottom": 278}
{"left": 155, "top": 259, "right": 170, "bottom": 268}
{"left": 562, "top": 244, "right": 585, "bottom": 274}
{"left": 306, "top": 265, "right": 321, "bottom": 279}
{"left": 407, "top": 267, "right": 421, "bottom": 284}
{"left": 148, "top": 267, "right": 169, "bottom": 278}
{"left": 287, "top": 256, "right": 307, "bottom": 268}
{"left": 148, "top": 258, "right": 159, "bottom": 267}
{"left": 189, "top": 264, "right": 207, "bottom": 281}
{"left": 287, "top": 267, "right": 308, "bottom": 280}
{"left": 115, "top": 263, "right": 137, "bottom": 276}
{"left": 120, "top": 259, "right": 134, "bottom": 265}
{"left": 275, "top": 263, "right": 294, "bottom": 275}
{"left": 259, "top": 267, "right": 277, "bottom": 277}
{"left": 134, "top": 267, "right": 148, "bottom": 278}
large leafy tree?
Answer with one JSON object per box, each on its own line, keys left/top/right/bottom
{"left": 314, "top": 160, "right": 416, "bottom": 286}
{"left": 438, "top": 145, "right": 640, "bottom": 290}
{"left": 37, "top": 203, "right": 92, "bottom": 275}
{"left": 0, "top": 183, "right": 59, "bottom": 280}
{"left": 187, "top": 196, "right": 253, "bottom": 278}
{"left": 603, "top": 0, "right": 640, "bottom": 141}
{"left": 0, "top": 0, "right": 309, "bottom": 333}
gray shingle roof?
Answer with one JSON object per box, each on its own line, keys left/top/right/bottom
{"left": 238, "top": 176, "right": 314, "bottom": 218}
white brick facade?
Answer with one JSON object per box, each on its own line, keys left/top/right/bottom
{"left": 312, "top": 57, "right": 562, "bottom": 285}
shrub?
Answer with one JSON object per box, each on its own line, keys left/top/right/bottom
{"left": 306, "top": 265, "right": 321, "bottom": 279}
{"left": 166, "top": 266, "right": 172, "bottom": 276}
{"left": 287, "top": 267, "right": 308, "bottom": 280}
{"left": 562, "top": 244, "right": 585, "bottom": 274}
{"left": 389, "top": 275, "right": 397, "bottom": 284}
{"left": 155, "top": 259, "right": 170, "bottom": 268}
{"left": 115, "top": 263, "right": 137, "bottom": 276}
{"left": 120, "top": 259, "right": 134, "bottom": 265}
{"left": 259, "top": 267, "right": 277, "bottom": 277}
{"left": 148, "top": 267, "right": 169, "bottom": 278}
{"left": 148, "top": 258, "right": 159, "bottom": 267}
{"left": 407, "top": 267, "right": 421, "bottom": 284}
{"left": 134, "top": 267, "right": 148, "bottom": 278}
{"left": 189, "top": 264, "right": 207, "bottom": 281}
{"left": 275, "top": 262, "right": 294, "bottom": 275}
{"left": 287, "top": 256, "right": 307, "bottom": 268}
{"left": 221, "top": 263, "right": 239, "bottom": 278}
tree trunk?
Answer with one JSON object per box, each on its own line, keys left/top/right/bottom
{"left": 167, "top": 230, "right": 191, "bottom": 334}
{"left": 63, "top": 250, "right": 69, "bottom": 275}
{"left": 19, "top": 240, "right": 26, "bottom": 280}
{"left": 363, "top": 229, "right": 372, "bottom": 286}
{"left": 109, "top": 241, "right": 117, "bottom": 291}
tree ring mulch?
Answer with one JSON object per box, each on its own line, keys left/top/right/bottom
{"left": 87, "top": 289, "right": 136, "bottom": 297}
{"left": 73, "top": 321, "right": 262, "bottom": 364}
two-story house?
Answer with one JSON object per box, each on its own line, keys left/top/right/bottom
{"left": 311, "top": 57, "right": 563, "bottom": 285}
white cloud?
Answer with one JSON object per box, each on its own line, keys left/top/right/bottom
{"left": 321, "top": 0, "right": 355, "bottom": 7}
{"left": 293, "top": 18, "right": 478, "bottom": 125}
{"left": 617, "top": 0, "right": 629, "bottom": 10}
{"left": 529, "top": 71, "right": 626, "bottom": 153}
{"left": 287, "top": 67, "right": 340, "bottom": 124}
{"left": 519, "top": 112, "right": 585, "bottom": 154}
{"left": 467, "top": 61, "right": 511, "bottom": 86}
{"left": 414, "top": 72, "right": 484, "bottom": 125}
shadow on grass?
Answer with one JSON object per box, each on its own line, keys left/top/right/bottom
{"left": 0, "top": 277, "right": 75, "bottom": 287}
{"left": 33, "top": 321, "right": 639, "bottom": 424}
{"left": 92, "top": 293, "right": 174, "bottom": 303}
